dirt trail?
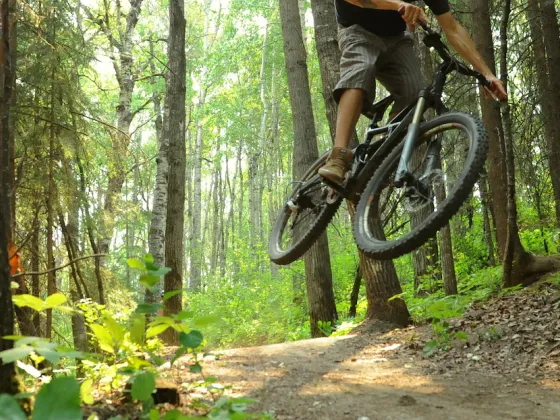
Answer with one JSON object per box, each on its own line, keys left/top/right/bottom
{"left": 165, "top": 282, "right": 560, "bottom": 419}
{"left": 173, "top": 327, "right": 559, "bottom": 419}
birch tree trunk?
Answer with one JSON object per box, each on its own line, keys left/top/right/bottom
{"left": 279, "top": 0, "right": 338, "bottom": 338}
{"left": 147, "top": 82, "right": 167, "bottom": 304}
{"left": 162, "top": 0, "right": 186, "bottom": 345}
{"left": 84, "top": 0, "right": 144, "bottom": 266}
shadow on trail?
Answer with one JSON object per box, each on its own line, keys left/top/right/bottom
{"left": 202, "top": 329, "right": 560, "bottom": 420}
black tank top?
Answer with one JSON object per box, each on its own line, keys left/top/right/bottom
{"left": 335, "top": 0, "right": 450, "bottom": 36}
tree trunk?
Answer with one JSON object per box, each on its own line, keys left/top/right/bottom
{"left": 348, "top": 266, "right": 362, "bottom": 318}
{"left": 31, "top": 227, "right": 41, "bottom": 334}
{"left": 279, "top": 0, "right": 338, "bottom": 338}
{"left": 309, "top": 0, "right": 342, "bottom": 142}
{"left": 478, "top": 170, "right": 497, "bottom": 266}
{"left": 0, "top": 0, "right": 17, "bottom": 392}
{"left": 436, "top": 184, "right": 457, "bottom": 295}
{"left": 46, "top": 46, "right": 56, "bottom": 339}
{"left": 471, "top": 0, "right": 560, "bottom": 286}
{"left": 0, "top": 199, "right": 16, "bottom": 393}
{"left": 76, "top": 157, "right": 104, "bottom": 304}
{"left": 146, "top": 84, "right": 167, "bottom": 304}
{"left": 310, "top": 0, "right": 410, "bottom": 325}
{"left": 526, "top": 0, "right": 560, "bottom": 227}
{"left": 471, "top": 0, "right": 526, "bottom": 284}
{"left": 190, "top": 91, "right": 206, "bottom": 291}
{"left": 162, "top": 0, "right": 186, "bottom": 346}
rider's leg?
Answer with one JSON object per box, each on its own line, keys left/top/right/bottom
{"left": 320, "top": 24, "right": 382, "bottom": 184}
{"left": 376, "top": 33, "right": 424, "bottom": 122}
{"left": 319, "top": 88, "right": 364, "bottom": 184}
{"left": 334, "top": 88, "right": 364, "bottom": 149}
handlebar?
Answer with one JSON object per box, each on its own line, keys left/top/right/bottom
{"left": 397, "top": 5, "right": 491, "bottom": 89}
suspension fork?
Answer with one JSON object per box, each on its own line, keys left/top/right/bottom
{"left": 394, "top": 92, "right": 428, "bottom": 187}
{"left": 422, "top": 133, "right": 442, "bottom": 178}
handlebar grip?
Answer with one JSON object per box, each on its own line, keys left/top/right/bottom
{"left": 398, "top": 5, "right": 431, "bottom": 33}
{"left": 477, "top": 75, "right": 492, "bottom": 88}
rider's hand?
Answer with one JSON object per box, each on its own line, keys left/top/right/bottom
{"left": 483, "top": 74, "right": 507, "bottom": 101}
{"left": 398, "top": 3, "right": 428, "bottom": 31}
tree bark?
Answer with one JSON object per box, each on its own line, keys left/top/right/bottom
{"left": 478, "top": 170, "right": 497, "bottom": 266}
{"left": 310, "top": 0, "right": 410, "bottom": 325}
{"left": 46, "top": 38, "right": 57, "bottom": 339}
{"left": 471, "top": 0, "right": 560, "bottom": 286}
{"left": 146, "top": 79, "right": 167, "bottom": 305}
{"left": 279, "top": 0, "right": 338, "bottom": 338}
{"left": 348, "top": 266, "right": 362, "bottom": 318}
{"left": 162, "top": 0, "right": 186, "bottom": 345}
{"left": 0, "top": 196, "right": 16, "bottom": 393}
{"left": 31, "top": 227, "right": 40, "bottom": 334}
{"left": 526, "top": 0, "right": 560, "bottom": 227}
{"left": 0, "top": 0, "right": 17, "bottom": 392}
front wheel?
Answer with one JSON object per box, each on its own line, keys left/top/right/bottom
{"left": 269, "top": 152, "right": 342, "bottom": 265}
{"left": 353, "top": 112, "right": 488, "bottom": 260}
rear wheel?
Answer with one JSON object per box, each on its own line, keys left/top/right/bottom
{"left": 353, "top": 113, "right": 488, "bottom": 260}
{"left": 269, "top": 152, "right": 342, "bottom": 265}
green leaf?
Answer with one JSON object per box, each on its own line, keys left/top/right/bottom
{"left": 146, "top": 323, "right": 170, "bottom": 338}
{"left": 162, "top": 411, "right": 192, "bottom": 420}
{"left": 2, "top": 335, "right": 26, "bottom": 341}
{"left": 80, "top": 379, "right": 94, "bottom": 405}
{"left": 33, "top": 376, "right": 82, "bottom": 420}
{"left": 175, "top": 310, "right": 193, "bottom": 321}
{"left": 151, "top": 267, "right": 172, "bottom": 277}
{"left": 130, "top": 313, "right": 146, "bottom": 344}
{"left": 103, "top": 315, "right": 125, "bottom": 346}
{"left": 145, "top": 261, "right": 159, "bottom": 271}
{"left": 35, "top": 347, "right": 61, "bottom": 364}
{"left": 422, "top": 340, "right": 439, "bottom": 357}
{"left": 163, "top": 290, "right": 183, "bottom": 302}
{"left": 10, "top": 281, "right": 19, "bottom": 290}
{"left": 127, "top": 259, "right": 146, "bottom": 270}
{"left": 45, "top": 293, "right": 67, "bottom": 308}
{"left": 0, "top": 346, "right": 33, "bottom": 363}
{"left": 189, "top": 362, "right": 202, "bottom": 373}
{"left": 0, "top": 394, "right": 26, "bottom": 420}
{"left": 146, "top": 351, "right": 166, "bottom": 367}
{"left": 193, "top": 315, "right": 220, "bottom": 327}
{"left": 136, "top": 303, "right": 163, "bottom": 314}
{"left": 89, "top": 324, "right": 114, "bottom": 354}
{"left": 179, "top": 330, "right": 203, "bottom": 349}
{"left": 12, "top": 294, "right": 45, "bottom": 311}
{"left": 455, "top": 331, "right": 468, "bottom": 341}
{"left": 131, "top": 371, "right": 156, "bottom": 401}
{"left": 144, "top": 254, "right": 155, "bottom": 265}
{"left": 140, "top": 274, "right": 161, "bottom": 289}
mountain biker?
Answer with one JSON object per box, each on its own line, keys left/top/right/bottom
{"left": 318, "top": 0, "right": 508, "bottom": 184}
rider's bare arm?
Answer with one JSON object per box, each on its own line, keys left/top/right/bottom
{"left": 436, "top": 12, "right": 507, "bottom": 100}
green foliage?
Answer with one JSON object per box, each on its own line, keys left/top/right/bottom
{"left": 33, "top": 376, "right": 82, "bottom": 420}
{"left": 131, "top": 371, "right": 156, "bottom": 402}
{"left": 3, "top": 256, "right": 233, "bottom": 419}
{"left": 0, "top": 394, "right": 26, "bottom": 420}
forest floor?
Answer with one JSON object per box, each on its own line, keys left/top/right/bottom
{"left": 162, "top": 278, "right": 560, "bottom": 419}
{"left": 91, "top": 279, "right": 560, "bottom": 419}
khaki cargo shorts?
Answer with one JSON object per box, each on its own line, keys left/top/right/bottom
{"left": 334, "top": 24, "right": 425, "bottom": 114}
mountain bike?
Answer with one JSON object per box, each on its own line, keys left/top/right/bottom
{"left": 269, "top": 23, "right": 491, "bottom": 265}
